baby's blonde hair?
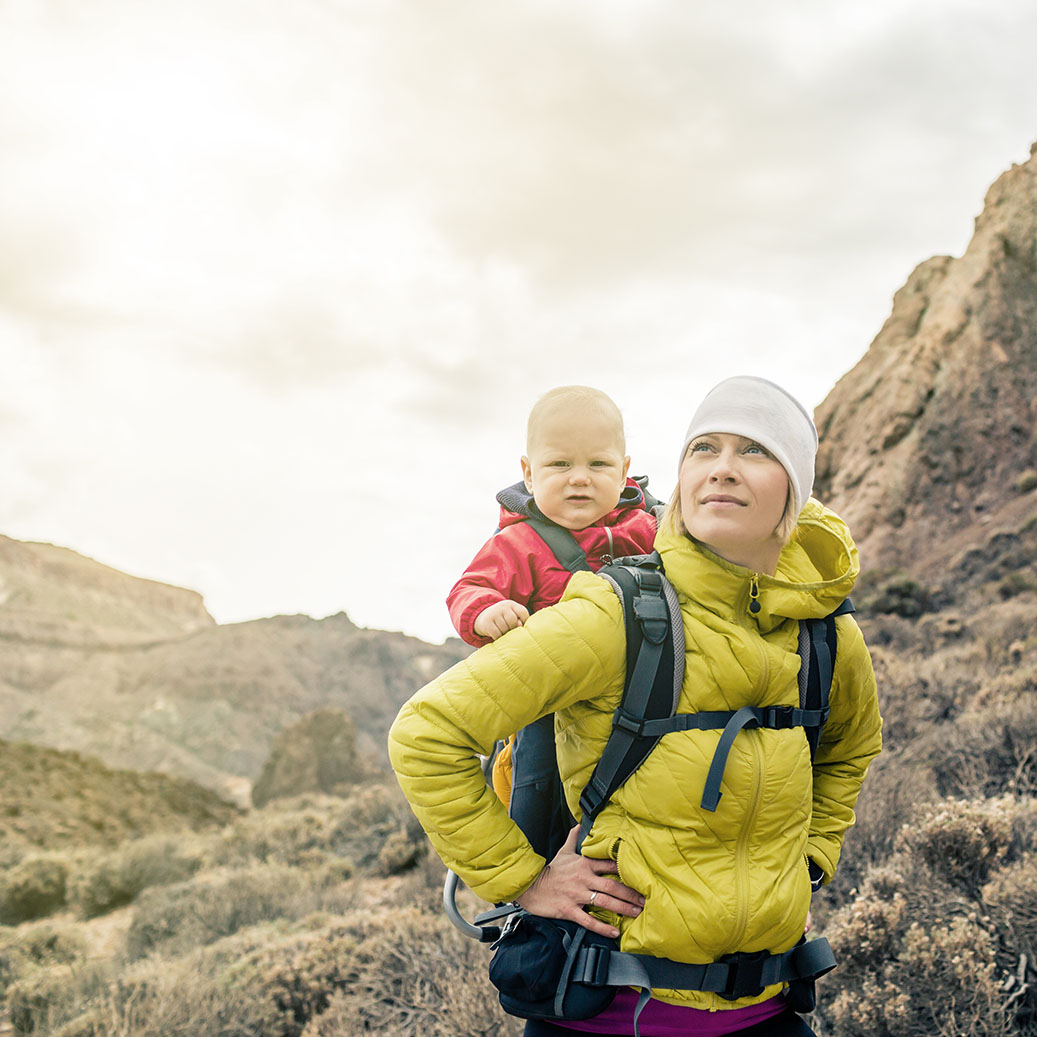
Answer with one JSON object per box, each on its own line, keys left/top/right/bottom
{"left": 526, "top": 386, "right": 626, "bottom": 453}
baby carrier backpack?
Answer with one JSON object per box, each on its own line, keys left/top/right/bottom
{"left": 443, "top": 541, "right": 852, "bottom": 1031}
{"left": 487, "top": 521, "right": 851, "bottom": 855}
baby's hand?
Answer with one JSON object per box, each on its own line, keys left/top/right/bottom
{"left": 474, "top": 601, "right": 530, "bottom": 641}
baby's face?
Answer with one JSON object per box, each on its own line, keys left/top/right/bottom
{"left": 521, "top": 406, "right": 630, "bottom": 530}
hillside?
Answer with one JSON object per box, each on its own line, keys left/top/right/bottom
{"left": 0, "top": 739, "right": 238, "bottom": 866}
{"left": 0, "top": 537, "right": 470, "bottom": 803}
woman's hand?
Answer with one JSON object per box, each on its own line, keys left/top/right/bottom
{"left": 515, "top": 827, "right": 645, "bottom": 939}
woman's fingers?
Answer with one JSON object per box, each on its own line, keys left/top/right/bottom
{"left": 513, "top": 826, "right": 646, "bottom": 938}
{"left": 589, "top": 875, "right": 644, "bottom": 916}
{"left": 585, "top": 888, "right": 641, "bottom": 919}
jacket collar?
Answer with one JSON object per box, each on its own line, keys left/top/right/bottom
{"left": 495, "top": 478, "right": 646, "bottom": 530}
{"left": 654, "top": 498, "right": 860, "bottom": 631}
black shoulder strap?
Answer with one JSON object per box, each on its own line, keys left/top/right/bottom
{"left": 576, "top": 553, "right": 682, "bottom": 848}
{"left": 525, "top": 518, "right": 591, "bottom": 574}
{"left": 799, "top": 597, "right": 854, "bottom": 759}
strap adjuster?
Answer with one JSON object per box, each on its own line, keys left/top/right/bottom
{"left": 718, "top": 949, "right": 770, "bottom": 1000}
{"left": 576, "top": 944, "right": 611, "bottom": 987}
{"left": 632, "top": 592, "right": 668, "bottom": 645}
{"left": 612, "top": 707, "right": 647, "bottom": 737}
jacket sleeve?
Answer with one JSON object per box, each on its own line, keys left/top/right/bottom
{"left": 390, "top": 574, "right": 626, "bottom": 904}
{"left": 806, "top": 615, "right": 883, "bottom": 883}
{"left": 446, "top": 526, "right": 539, "bottom": 648}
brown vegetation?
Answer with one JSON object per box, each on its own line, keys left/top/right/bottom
{"left": 0, "top": 782, "right": 517, "bottom": 1037}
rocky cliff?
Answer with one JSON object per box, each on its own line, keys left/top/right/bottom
{"left": 815, "top": 143, "right": 1037, "bottom": 576}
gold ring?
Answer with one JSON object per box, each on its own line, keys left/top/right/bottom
{"left": 588, "top": 890, "right": 598, "bottom": 906}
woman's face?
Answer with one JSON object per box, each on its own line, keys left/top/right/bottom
{"left": 679, "top": 432, "right": 790, "bottom": 574}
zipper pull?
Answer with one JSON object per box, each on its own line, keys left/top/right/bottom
{"left": 748, "top": 575, "right": 761, "bottom": 614}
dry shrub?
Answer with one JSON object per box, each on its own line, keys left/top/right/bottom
{"left": 6, "top": 959, "right": 111, "bottom": 1035}
{"left": 125, "top": 862, "right": 321, "bottom": 959}
{"left": 298, "top": 909, "right": 519, "bottom": 1037}
{"left": 70, "top": 834, "right": 203, "bottom": 918}
{"left": 376, "top": 830, "right": 423, "bottom": 877}
{"left": 0, "top": 919, "right": 88, "bottom": 1002}
{"left": 984, "top": 859, "right": 1037, "bottom": 963}
{"left": 928, "top": 698, "right": 1037, "bottom": 800}
{"left": 982, "top": 858, "right": 1037, "bottom": 1028}
{"left": 96, "top": 913, "right": 367, "bottom": 1037}
{"left": 817, "top": 795, "right": 1037, "bottom": 1037}
{"left": 0, "top": 855, "right": 69, "bottom": 924}
{"left": 894, "top": 796, "right": 1017, "bottom": 896}
{"left": 817, "top": 752, "right": 938, "bottom": 919}
{"left": 211, "top": 784, "right": 416, "bottom": 874}
{"left": 857, "top": 571, "right": 931, "bottom": 618}
{"left": 65, "top": 905, "right": 514, "bottom": 1037}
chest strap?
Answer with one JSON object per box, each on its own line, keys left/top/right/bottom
{"left": 609, "top": 703, "right": 830, "bottom": 812}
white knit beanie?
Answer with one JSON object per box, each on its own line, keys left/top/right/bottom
{"left": 679, "top": 376, "right": 818, "bottom": 518}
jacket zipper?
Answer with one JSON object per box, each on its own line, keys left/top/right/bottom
{"left": 732, "top": 571, "right": 767, "bottom": 945}
{"left": 600, "top": 526, "right": 614, "bottom": 566}
{"left": 732, "top": 734, "right": 764, "bottom": 945}
{"left": 747, "top": 574, "right": 761, "bottom": 615}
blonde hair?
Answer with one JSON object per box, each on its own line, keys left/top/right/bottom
{"left": 661, "top": 445, "right": 799, "bottom": 547}
{"left": 526, "top": 386, "right": 626, "bottom": 453}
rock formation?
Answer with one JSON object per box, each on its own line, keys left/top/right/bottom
{"left": 815, "top": 143, "right": 1037, "bottom": 576}
{"left": 251, "top": 707, "right": 365, "bottom": 807}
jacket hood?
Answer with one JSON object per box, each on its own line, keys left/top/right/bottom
{"left": 655, "top": 497, "right": 859, "bottom": 630}
{"left": 495, "top": 477, "right": 646, "bottom": 530}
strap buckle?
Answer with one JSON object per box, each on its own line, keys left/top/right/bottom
{"left": 718, "top": 949, "right": 770, "bottom": 1000}
{"left": 760, "top": 705, "right": 797, "bottom": 729}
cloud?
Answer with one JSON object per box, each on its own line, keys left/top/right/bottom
{"left": 1, "top": 0, "right": 1035, "bottom": 642}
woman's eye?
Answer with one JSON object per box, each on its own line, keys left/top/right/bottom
{"left": 745, "top": 443, "right": 770, "bottom": 456}
{"left": 690, "top": 442, "right": 712, "bottom": 453}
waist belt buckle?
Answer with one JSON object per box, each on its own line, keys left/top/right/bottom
{"left": 718, "top": 949, "right": 770, "bottom": 1001}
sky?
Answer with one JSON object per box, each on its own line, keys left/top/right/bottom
{"left": 1, "top": 0, "right": 1035, "bottom": 645}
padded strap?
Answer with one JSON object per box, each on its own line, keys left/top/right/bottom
{"left": 525, "top": 518, "right": 590, "bottom": 574}
{"left": 577, "top": 565, "right": 675, "bottom": 848}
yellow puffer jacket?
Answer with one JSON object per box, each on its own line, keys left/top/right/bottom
{"left": 388, "top": 499, "right": 882, "bottom": 1011}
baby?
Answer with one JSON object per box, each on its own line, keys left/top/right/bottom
{"left": 447, "top": 385, "right": 658, "bottom": 647}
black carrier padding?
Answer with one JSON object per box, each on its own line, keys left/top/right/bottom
{"left": 509, "top": 715, "right": 576, "bottom": 860}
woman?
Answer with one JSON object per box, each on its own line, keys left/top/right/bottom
{"left": 389, "top": 376, "right": 882, "bottom": 1036}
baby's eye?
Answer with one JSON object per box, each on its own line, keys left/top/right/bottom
{"left": 549, "top": 460, "right": 570, "bottom": 468}
{"left": 590, "top": 460, "right": 611, "bottom": 468}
